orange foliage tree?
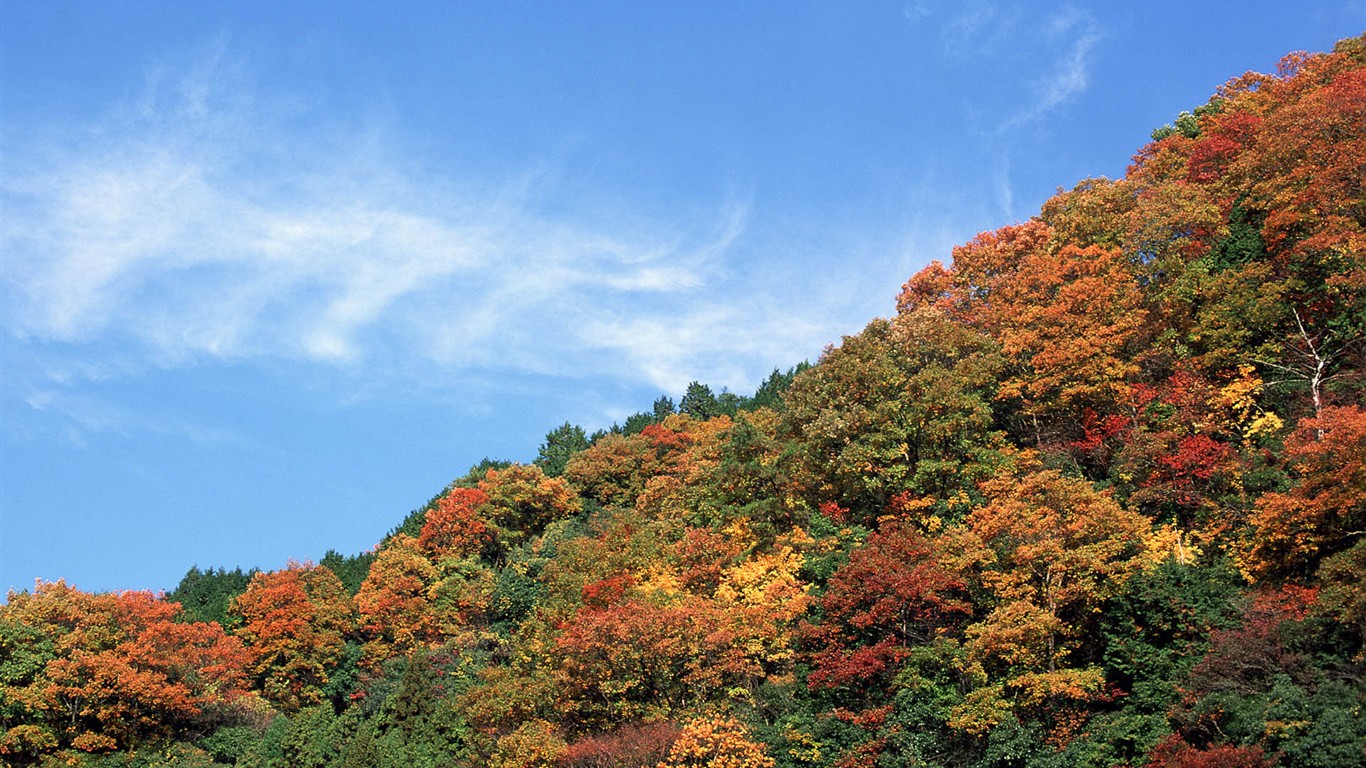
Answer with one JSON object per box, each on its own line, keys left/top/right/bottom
{"left": 553, "top": 551, "right": 810, "bottom": 731}
{"left": 418, "top": 486, "right": 493, "bottom": 562}
{"left": 563, "top": 432, "right": 661, "bottom": 508}
{"left": 230, "top": 562, "right": 354, "bottom": 712}
{"left": 355, "top": 534, "right": 441, "bottom": 665}
{"left": 899, "top": 222, "right": 1147, "bottom": 446}
{"left": 0, "top": 581, "right": 251, "bottom": 758}
{"left": 1242, "top": 405, "right": 1366, "bottom": 579}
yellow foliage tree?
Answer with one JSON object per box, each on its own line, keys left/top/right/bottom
{"left": 656, "top": 715, "right": 775, "bottom": 768}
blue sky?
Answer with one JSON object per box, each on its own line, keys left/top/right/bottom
{"left": 2, "top": 2, "right": 1361, "bottom": 595}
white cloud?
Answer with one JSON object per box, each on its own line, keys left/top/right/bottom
{"left": 998, "top": 9, "right": 1103, "bottom": 131}
{"left": 901, "top": 2, "right": 934, "bottom": 21}
{"left": 1035, "top": 9, "right": 1101, "bottom": 113}
{"left": 0, "top": 47, "right": 862, "bottom": 406}
{"left": 15, "top": 379, "right": 259, "bottom": 451}
{"left": 943, "top": 7, "right": 1103, "bottom": 219}
{"left": 943, "top": 3, "right": 1003, "bottom": 48}
{"left": 576, "top": 302, "right": 830, "bottom": 396}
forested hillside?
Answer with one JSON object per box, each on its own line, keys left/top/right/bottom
{"left": 2, "top": 35, "right": 1363, "bottom": 768}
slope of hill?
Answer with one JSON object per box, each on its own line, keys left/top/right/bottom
{"left": 1, "top": 34, "right": 1362, "bottom": 768}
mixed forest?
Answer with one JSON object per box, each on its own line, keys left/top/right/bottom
{"left": 2, "top": 35, "right": 1364, "bottom": 768}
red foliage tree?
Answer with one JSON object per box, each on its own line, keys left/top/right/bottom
{"left": 803, "top": 521, "right": 969, "bottom": 689}
{"left": 557, "top": 721, "right": 681, "bottom": 768}
{"left": 1186, "top": 585, "right": 1318, "bottom": 697}
{"left": 1144, "top": 734, "right": 1274, "bottom": 768}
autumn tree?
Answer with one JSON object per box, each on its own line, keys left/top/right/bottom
{"left": 553, "top": 581, "right": 806, "bottom": 731}
{"left": 417, "top": 487, "right": 492, "bottom": 562}
{"left": 563, "top": 432, "right": 660, "bottom": 508}
{"left": 803, "top": 521, "right": 970, "bottom": 691}
{"left": 545, "top": 519, "right": 809, "bottom": 731}
{"left": 489, "top": 718, "right": 567, "bottom": 767}
{"left": 230, "top": 562, "right": 354, "bottom": 712}
{"left": 1241, "top": 405, "right": 1366, "bottom": 579}
{"left": 636, "top": 414, "right": 736, "bottom": 527}
{"left": 1111, "top": 369, "right": 1251, "bottom": 534}
{"left": 1144, "top": 735, "right": 1274, "bottom": 768}
{"left": 1231, "top": 47, "right": 1365, "bottom": 318}
{"left": 559, "top": 721, "right": 681, "bottom": 768}
{"left": 985, "top": 241, "right": 1148, "bottom": 441}
{"left": 0, "top": 581, "right": 252, "bottom": 759}
{"left": 355, "top": 535, "right": 441, "bottom": 665}
{"left": 782, "top": 307, "right": 1005, "bottom": 520}
{"left": 1038, "top": 177, "right": 1137, "bottom": 249}
{"left": 478, "top": 463, "right": 582, "bottom": 552}
{"left": 655, "top": 715, "right": 774, "bottom": 768}
{"left": 947, "top": 468, "right": 1154, "bottom": 739}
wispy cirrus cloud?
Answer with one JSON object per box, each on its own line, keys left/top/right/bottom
{"left": 19, "top": 385, "right": 261, "bottom": 451}
{"left": 933, "top": 4, "right": 1101, "bottom": 134}
{"left": 924, "top": 4, "right": 1103, "bottom": 219}
{"left": 1006, "top": 8, "right": 1103, "bottom": 129}
{"left": 1, "top": 46, "right": 841, "bottom": 404}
